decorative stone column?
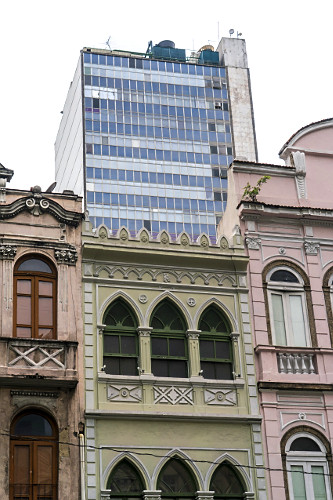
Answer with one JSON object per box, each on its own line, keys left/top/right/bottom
{"left": 0, "top": 245, "right": 17, "bottom": 335}
{"left": 187, "top": 330, "right": 201, "bottom": 378}
{"left": 196, "top": 491, "right": 214, "bottom": 500}
{"left": 55, "top": 246, "right": 78, "bottom": 340}
{"left": 138, "top": 327, "right": 153, "bottom": 375}
{"left": 230, "top": 331, "right": 241, "bottom": 378}
{"left": 97, "top": 324, "right": 106, "bottom": 372}
{"left": 143, "top": 490, "right": 162, "bottom": 500}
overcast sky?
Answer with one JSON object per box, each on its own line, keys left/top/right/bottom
{"left": 1, "top": 0, "right": 332, "bottom": 191}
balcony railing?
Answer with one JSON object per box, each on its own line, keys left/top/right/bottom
{"left": 277, "top": 352, "right": 316, "bottom": 375}
{"left": 0, "top": 337, "right": 78, "bottom": 387}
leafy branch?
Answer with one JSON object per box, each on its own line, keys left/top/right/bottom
{"left": 242, "top": 175, "right": 271, "bottom": 202}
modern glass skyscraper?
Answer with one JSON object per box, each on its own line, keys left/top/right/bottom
{"left": 55, "top": 37, "right": 257, "bottom": 242}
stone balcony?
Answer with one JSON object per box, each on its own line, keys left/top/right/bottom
{"left": 0, "top": 337, "right": 78, "bottom": 388}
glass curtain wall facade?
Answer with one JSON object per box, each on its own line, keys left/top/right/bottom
{"left": 83, "top": 48, "right": 233, "bottom": 242}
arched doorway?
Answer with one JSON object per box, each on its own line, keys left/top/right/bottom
{"left": 10, "top": 410, "right": 58, "bottom": 500}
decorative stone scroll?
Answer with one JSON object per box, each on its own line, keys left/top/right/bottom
{"left": 245, "top": 237, "right": 261, "bottom": 250}
{"left": 0, "top": 245, "right": 16, "bottom": 259}
{"left": 304, "top": 241, "right": 319, "bottom": 255}
{"left": 54, "top": 247, "right": 78, "bottom": 265}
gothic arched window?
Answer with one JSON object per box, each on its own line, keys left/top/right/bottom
{"left": 210, "top": 463, "right": 245, "bottom": 499}
{"left": 157, "top": 458, "right": 197, "bottom": 500}
{"left": 107, "top": 459, "right": 144, "bottom": 499}
{"left": 199, "top": 306, "right": 233, "bottom": 380}
{"left": 150, "top": 301, "right": 188, "bottom": 378}
{"left": 103, "top": 299, "right": 139, "bottom": 376}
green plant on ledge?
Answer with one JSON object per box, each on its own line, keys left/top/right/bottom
{"left": 242, "top": 175, "right": 271, "bottom": 202}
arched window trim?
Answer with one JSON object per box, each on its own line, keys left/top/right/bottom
{"left": 102, "top": 299, "right": 139, "bottom": 376}
{"left": 107, "top": 458, "right": 145, "bottom": 494}
{"left": 13, "top": 254, "right": 57, "bottom": 339}
{"left": 150, "top": 300, "right": 188, "bottom": 379}
{"left": 198, "top": 305, "right": 233, "bottom": 380}
{"left": 262, "top": 260, "right": 316, "bottom": 347}
{"left": 284, "top": 432, "right": 332, "bottom": 500}
{"left": 10, "top": 409, "right": 58, "bottom": 500}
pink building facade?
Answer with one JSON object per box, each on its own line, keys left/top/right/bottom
{"left": 220, "top": 118, "right": 333, "bottom": 499}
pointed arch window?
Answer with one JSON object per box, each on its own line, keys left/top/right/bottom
{"left": 199, "top": 306, "right": 233, "bottom": 380}
{"left": 157, "top": 458, "right": 197, "bottom": 500}
{"left": 285, "top": 433, "right": 332, "bottom": 500}
{"left": 267, "top": 267, "right": 310, "bottom": 346}
{"left": 210, "top": 463, "right": 245, "bottom": 499}
{"left": 150, "top": 301, "right": 188, "bottom": 378}
{"left": 107, "top": 459, "right": 144, "bottom": 499}
{"left": 14, "top": 255, "right": 57, "bottom": 339}
{"left": 103, "top": 299, "right": 139, "bottom": 376}
{"left": 10, "top": 410, "right": 58, "bottom": 500}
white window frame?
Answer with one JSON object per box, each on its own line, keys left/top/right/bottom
{"left": 286, "top": 433, "right": 332, "bottom": 500}
{"left": 267, "top": 266, "right": 310, "bottom": 347}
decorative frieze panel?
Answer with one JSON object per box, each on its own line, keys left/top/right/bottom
{"left": 245, "top": 237, "right": 261, "bottom": 250}
{"left": 107, "top": 384, "right": 142, "bottom": 402}
{"left": 204, "top": 388, "right": 237, "bottom": 405}
{"left": 153, "top": 386, "right": 193, "bottom": 405}
{"left": 9, "top": 342, "right": 66, "bottom": 369}
{"left": 280, "top": 411, "right": 325, "bottom": 430}
{"left": 92, "top": 264, "right": 236, "bottom": 287}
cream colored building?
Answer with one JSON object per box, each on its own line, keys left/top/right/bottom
{"left": 81, "top": 221, "right": 267, "bottom": 499}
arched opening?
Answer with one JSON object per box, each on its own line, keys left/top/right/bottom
{"left": 103, "top": 299, "right": 139, "bottom": 375}
{"left": 150, "top": 300, "right": 188, "bottom": 378}
{"left": 107, "top": 459, "right": 144, "bottom": 499}
{"left": 210, "top": 462, "right": 245, "bottom": 499}
{"left": 157, "top": 458, "right": 197, "bottom": 500}
{"left": 198, "top": 305, "right": 232, "bottom": 380}
{"left": 14, "top": 255, "right": 57, "bottom": 339}
{"left": 285, "top": 433, "right": 332, "bottom": 499}
{"left": 10, "top": 410, "right": 58, "bottom": 500}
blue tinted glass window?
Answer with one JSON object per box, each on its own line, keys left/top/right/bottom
{"left": 143, "top": 196, "right": 149, "bottom": 207}
{"left": 175, "top": 198, "right": 182, "bottom": 209}
{"left": 156, "top": 150, "right": 163, "bottom": 160}
{"left": 151, "top": 197, "right": 158, "bottom": 208}
{"left": 167, "top": 198, "right": 174, "bottom": 209}
{"left": 164, "top": 150, "right": 171, "bottom": 161}
{"left": 140, "top": 149, "right": 148, "bottom": 159}
{"left": 128, "top": 194, "right": 135, "bottom": 206}
{"left": 118, "top": 146, "right": 124, "bottom": 157}
{"left": 94, "top": 144, "right": 101, "bottom": 155}
{"left": 181, "top": 175, "right": 189, "bottom": 186}
{"left": 158, "top": 198, "right": 166, "bottom": 208}
{"left": 111, "top": 170, "right": 117, "bottom": 180}
{"left": 87, "top": 191, "right": 94, "bottom": 202}
{"left": 119, "top": 194, "right": 126, "bottom": 205}
{"left": 95, "top": 192, "right": 102, "bottom": 204}
{"left": 148, "top": 149, "right": 155, "bottom": 160}
{"left": 134, "top": 171, "right": 141, "bottom": 182}
{"left": 135, "top": 195, "right": 142, "bottom": 206}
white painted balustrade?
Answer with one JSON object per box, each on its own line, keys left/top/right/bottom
{"left": 277, "top": 352, "right": 315, "bottom": 374}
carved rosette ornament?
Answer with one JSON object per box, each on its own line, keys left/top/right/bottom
{"left": 0, "top": 245, "right": 17, "bottom": 260}
{"left": 245, "top": 236, "right": 261, "bottom": 250}
{"left": 304, "top": 241, "right": 319, "bottom": 255}
{"left": 54, "top": 247, "right": 78, "bottom": 265}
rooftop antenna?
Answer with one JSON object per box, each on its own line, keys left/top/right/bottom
{"left": 229, "top": 29, "right": 234, "bottom": 37}
{"left": 105, "top": 36, "right": 111, "bottom": 50}
{"left": 237, "top": 31, "right": 242, "bottom": 38}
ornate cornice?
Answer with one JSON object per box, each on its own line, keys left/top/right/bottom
{"left": 0, "top": 188, "right": 82, "bottom": 227}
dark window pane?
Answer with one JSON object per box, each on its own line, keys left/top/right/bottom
{"left": 13, "top": 414, "right": 53, "bottom": 436}
{"left": 107, "top": 460, "right": 143, "bottom": 491}
{"left": 120, "top": 358, "right": 137, "bottom": 376}
{"left": 215, "top": 363, "right": 233, "bottom": 380}
{"left": 104, "top": 356, "right": 120, "bottom": 375}
{"left": 210, "top": 463, "right": 244, "bottom": 494}
{"left": 201, "top": 361, "right": 215, "bottom": 379}
{"left": 104, "top": 335, "right": 120, "bottom": 353}
{"left": 290, "top": 437, "right": 321, "bottom": 452}
{"left": 169, "top": 360, "right": 187, "bottom": 378}
{"left": 200, "top": 340, "right": 215, "bottom": 358}
{"left": 18, "top": 259, "right": 53, "bottom": 273}
{"left": 152, "top": 359, "right": 168, "bottom": 377}
{"left": 157, "top": 459, "right": 196, "bottom": 493}
{"left": 121, "top": 335, "right": 136, "bottom": 354}
{"left": 216, "top": 341, "right": 230, "bottom": 359}
{"left": 152, "top": 337, "right": 168, "bottom": 355}
{"left": 169, "top": 338, "right": 185, "bottom": 357}
{"left": 271, "top": 269, "right": 299, "bottom": 283}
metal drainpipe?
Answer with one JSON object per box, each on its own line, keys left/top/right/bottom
{"left": 79, "top": 430, "right": 86, "bottom": 500}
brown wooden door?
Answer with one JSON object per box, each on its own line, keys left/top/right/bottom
{"left": 10, "top": 438, "right": 57, "bottom": 500}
